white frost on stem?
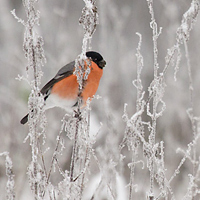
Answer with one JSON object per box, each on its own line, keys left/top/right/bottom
{"left": 0, "top": 152, "right": 15, "bottom": 200}
{"left": 13, "top": 0, "right": 47, "bottom": 198}
{"left": 174, "top": 0, "right": 199, "bottom": 80}
{"left": 74, "top": 0, "right": 98, "bottom": 90}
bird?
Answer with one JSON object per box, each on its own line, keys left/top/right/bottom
{"left": 20, "top": 51, "right": 106, "bottom": 124}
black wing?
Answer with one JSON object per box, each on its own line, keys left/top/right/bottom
{"left": 20, "top": 61, "right": 75, "bottom": 125}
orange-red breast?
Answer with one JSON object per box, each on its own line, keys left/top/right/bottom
{"left": 20, "top": 51, "right": 106, "bottom": 124}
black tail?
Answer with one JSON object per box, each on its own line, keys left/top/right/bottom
{"left": 20, "top": 114, "right": 28, "bottom": 125}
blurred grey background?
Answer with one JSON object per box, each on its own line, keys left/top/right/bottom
{"left": 0, "top": 0, "right": 200, "bottom": 199}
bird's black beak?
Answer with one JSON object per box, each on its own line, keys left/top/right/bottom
{"left": 98, "top": 59, "right": 106, "bottom": 69}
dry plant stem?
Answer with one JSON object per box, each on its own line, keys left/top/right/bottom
{"left": 0, "top": 152, "right": 16, "bottom": 200}
{"left": 37, "top": 138, "right": 47, "bottom": 177}
{"left": 32, "top": 129, "right": 38, "bottom": 198}
{"left": 163, "top": 45, "right": 178, "bottom": 77}
{"left": 129, "top": 151, "right": 137, "bottom": 200}
{"left": 42, "top": 121, "right": 64, "bottom": 198}
{"left": 80, "top": 146, "right": 89, "bottom": 200}
{"left": 128, "top": 33, "right": 143, "bottom": 200}
{"left": 168, "top": 133, "right": 200, "bottom": 187}
{"left": 147, "top": 0, "right": 161, "bottom": 197}
{"left": 41, "top": 116, "right": 67, "bottom": 198}
{"left": 69, "top": 0, "right": 98, "bottom": 197}
{"left": 28, "top": 17, "right": 38, "bottom": 197}
{"left": 21, "top": 0, "right": 47, "bottom": 198}
{"left": 70, "top": 107, "right": 81, "bottom": 182}
{"left": 47, "top": 126, "right": 63, "bottom": 182}
{"left": 184, "top": 39, "right": 195, "bottom": 134}
{"left": 184, "top": 39, "right": 197, "bottom": 199}
{"left": 167, "top": 1, "right": 200, "bottom": 198}
{"left": 29, "top": 22, "right": 39, "bottom": 200}
{"left": 80, "top": 111, "right": 91, "bottom": 199}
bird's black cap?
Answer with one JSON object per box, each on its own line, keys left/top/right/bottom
{"left": 86, "top": 51, "right": 106, "bottom": 69}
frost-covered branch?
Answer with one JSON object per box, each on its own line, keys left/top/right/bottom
{"left": 14, "top": 0, "right": 47, "bottom": 198}
{"left": 146, "top": 1, "right": 165, "bottom": 198}
{"left": 75, "top": 0, "right": 98, "bottom": 90}
{"left": 123, "top": 33, "right": 145, "bottom": 200}
{"left": 62, "top": 1, "right": 99, "bottom": 199}
{"left": 0, "top": 152, "right": 15, "bottom": 200}
{"left": 165, "top": 0, "right": 200, "bottom": 81}
{"left": 121, "top": 1, "right": 200, "bottom": 199}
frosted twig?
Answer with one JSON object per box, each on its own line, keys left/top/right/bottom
{"left": 176, "top": 0, "right": 200, "bottom": 44}
{"left": 0, "top": 152, "right": 15, "bottom": 200}
{"left": 41, "top": 115, "right": 68, "bottom": 199}
{"left": 169, "top": 133, "right": 200, "bottom": 184}
{"left": 122, "top": 32, "right": 145, "bottom": 200}
{"left": 70, "top": 109, "right": 81, "bottom": 182}
{"left": 11, "top": 9, "right": 25, "bottom": 25}
{"left": 18, "top": 0, "right": 47, "bottom": 198}
{"left": 174, "top": 0, "right": 199, "bottom": 80}
{"left": 68, "top": 1, "right": 98, "bottom": 198}
{"left": 146, "top": 0, "right": 163, "bottom": 197}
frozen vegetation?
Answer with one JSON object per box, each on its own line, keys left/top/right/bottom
{"left": 1, "top": 0, "right": 200, "bottom": 199}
